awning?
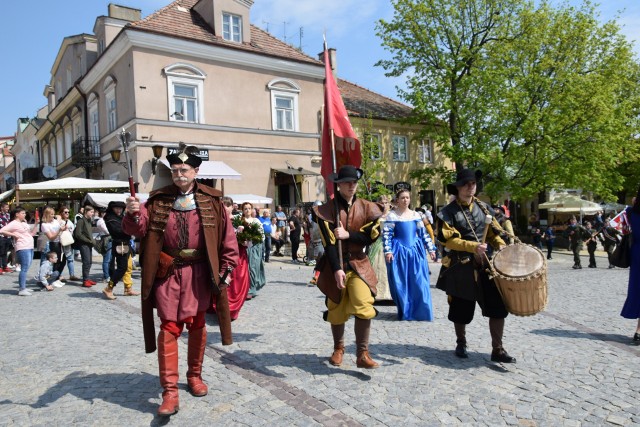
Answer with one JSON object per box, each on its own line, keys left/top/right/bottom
{"left": 15, "top": 177, "right": 129, "bottom": 202}
{"left": 160, "top": 159, "right": 241, "bottom": 180}
{"left": 272, "top": 167, "right": 319, "bottom": 176}
{"left": 0, "top": 189, "right": 15, "bottom": 202}
{"left": 83, "top": 192, "right": 149, "bottom": 208}
{"left": 226, "top": 194, "right": 273, "bottom": 204}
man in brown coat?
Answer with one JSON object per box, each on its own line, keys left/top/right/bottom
{"left": 314, "top": 165, "right": 384, "bottom": 369}
{"left": 124, "top": 143, "right": 238, "bottom": 416}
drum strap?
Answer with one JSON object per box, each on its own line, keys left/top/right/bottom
{"left": 457, "top": 202, "right": 493, "bottom": 270}
{"left": 473, "top": 198, "right": 520, "bottom": 244}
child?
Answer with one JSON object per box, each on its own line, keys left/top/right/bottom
{"left": 36, "top": 251, "right": 64, "bottom": 291}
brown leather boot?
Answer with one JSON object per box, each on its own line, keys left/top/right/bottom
{"left": 102, "top": 281, "right": 116, "bottom": 300}
{"left": 356, "top": 350, "right": 379, "bottom": 369}
{"left": 157, "top": 330, "right": 180, "bottom": 416}
{"left": 489, "top": 318, "right": 516, "bottom": 363}
{"left": 186, "top": 327, "right": 208, "bottom": 397}
{"left": 329, "top": 345, "right": 345, "bottom": 366}
{"left": 329, "top": 323, "right": 345, "bottom": 366}
{"left": 355, "top": 317, "right": 379, "bottom": 369}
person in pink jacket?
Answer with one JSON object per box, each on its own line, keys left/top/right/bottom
{"left": 0, "top": 207, "right": 38, "bottom": 296}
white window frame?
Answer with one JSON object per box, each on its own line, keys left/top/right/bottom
{"left": 222, "top": 13, "right": 242, "bottom": 42}
{"left": 267, "top": 79, "right": 300, "bottom": 132}
{"left": 62, "top": 125, "right": 71, "bottom": 164}
{"left": 418, "top": 139, "right": 433, "bottom": 163}
{"left": 88, "top": 94, "right": 99, "bottom": 139}
{"left": 164, "top": 63, "right": 206, "bottom": 124}
{"left": 104, "top": 77, "right": 117, "bottom": 133}
{"left": 392, "top": 135, "right": 409, "bottom": 162}
{"left": 365, "top": 133, "right": 382, "bottom": 160}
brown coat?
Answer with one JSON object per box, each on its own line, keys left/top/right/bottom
{"left": 123, "top": 182, "right": 238, "bottom": 353}
{"left": 314, "top": 195, "right": 383, "bottom": 303}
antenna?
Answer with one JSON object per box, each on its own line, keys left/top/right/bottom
{"left": 282, "top": 21, "right": 290, "bottom": 43}
{"left": 262, "top": 20, "right": 269, "bottom": 33}
{"left": 298, "top": 26, "right": 304, "bottom": 50}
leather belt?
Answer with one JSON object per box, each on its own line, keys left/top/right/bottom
{"left": 163, "top": 248, "right": 206, "bottom": 265}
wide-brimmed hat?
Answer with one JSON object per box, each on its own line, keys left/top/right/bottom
{"left": 108, "top": 201, "right": 126, "bottom": 210}
{"left": 453, "top": 168, "right": 482, "bottom": 187}
{"left": 328, "top": 165, "right": 364, "bottom": 183}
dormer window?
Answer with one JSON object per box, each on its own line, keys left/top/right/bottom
{"left": 223, "top": 13, "right": 242, "bottom": 42}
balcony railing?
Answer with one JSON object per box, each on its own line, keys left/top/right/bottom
{"left": 71, "top": 137, "right": 101, "bottom": 169}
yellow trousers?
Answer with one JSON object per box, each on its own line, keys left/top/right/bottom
{"left": 326, "top": 271, "right": 376, "bottom": 324}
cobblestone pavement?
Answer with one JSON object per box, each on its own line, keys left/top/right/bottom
{"left": 0, "top": 247, "right": 639, "bottom": 426}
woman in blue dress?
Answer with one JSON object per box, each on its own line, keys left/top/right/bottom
{"left": 620, "top": 189, "right": 640, "bottom": 343}
{"left": 383, "top": 189, "right": 437, "bottom": 320}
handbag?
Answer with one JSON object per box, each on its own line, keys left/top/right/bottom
{"left": 60, "top": 229, "right": 74, "bottom": 247}
{"left": 611, "top": 233, "right": 632, "bottom": 268}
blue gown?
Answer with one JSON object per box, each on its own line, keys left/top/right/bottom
{"left": 383, "top": 211, "right": 436, "bottom": 321}
{"left": 621, "top": 207, "right": 640, "bottom": 318}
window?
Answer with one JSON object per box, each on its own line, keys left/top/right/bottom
{"left": 392, "top": 135, "right": 408, "bottom": 162}
{"left": 173, "top": 84, "right": 197, "bottom": 122}
{"left": 364, "top": 133, "right": 382, "bottom": 160}
{"left": 223, "top": 13, "right": 242, "bottom": 42}
{"left": 104, "top": 76, "right": 117, "bottom": 133}
{"left": 418, "top": 139, "right": 433, "bottom": 163}
{"left": 268, "top": 78, "right": 300, "bottom": 132}
{"left": 88, "top": 93, "right": 99, "bottom": 138}
{"left": 164, "top": 63, "right": 206, "bottom": 124}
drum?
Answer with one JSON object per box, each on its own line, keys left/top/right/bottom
{"left": 491, "top": 243, "right": 548, "bottom": 316}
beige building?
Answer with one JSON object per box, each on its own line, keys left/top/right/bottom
{"left": 20, "top": 0, "right": 450, "bottom": 210}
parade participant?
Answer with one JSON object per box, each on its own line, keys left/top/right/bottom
{"left": 621, "top": 190, "right": 640, "bottom": 343}
{"left": 123, "top": 143, "right": 238, "bottom": 416}
{"left": 368, "top": 195, "right": 392, "bottom": 300}
{"left": 237, "top": 202, "right": 265, "bottom": 300}
{"left": 435, "top": 169, "right": 514, "bottom": 363}
{"left": 564, "top": 216, "right": 591, "bottom": 269}
{"left": 384, "top": 189, "right": 437, "bottom": 321}
{"left": 102, "top": 201, "right": 140, "bottom": 300}
{"left": 494, "top": 206, "right": 515, "bottom": 245}
{"left": 599, "top": 219, "right": 621, "bottom": 268}
{"left": 313, "top": 165, "right": 384, "bottom": 369}
{"left": 584, "top": 221, "right": 598, "bottom": 268}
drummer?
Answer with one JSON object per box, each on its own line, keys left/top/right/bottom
{"left": 435, "top": 169, "right": 515, "bottom": 363}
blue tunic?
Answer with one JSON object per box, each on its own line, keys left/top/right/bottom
{"left": 621, "top": 207, "right": 640, "bottom": 318}
{"left": 383, "top": 211, "right": 436, "bottom": 321}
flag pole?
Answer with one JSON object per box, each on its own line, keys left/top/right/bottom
{"left": 324, "top": 37, "right": 344, "bottom": 268}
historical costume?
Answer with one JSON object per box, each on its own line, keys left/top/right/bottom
{"left": 368, "top": 196, "right": 391, "bottom": 301}
{"left": 436, "top": 169, "right": 515, "bottom": 363}
{"left": 383, "top": 195, "right": 437, "bottom": 320}
{"left": 123, "top": 144, "right": 238, "bottom": 416}
{"left": 313, "top": 166, "right": 384, "bottom": 369}
{"left": 599, "top": 220, "right": 621, "bottom": 268}
{"left": 585, "top": 222, "right": 598, "bottom": 268}
{"left": 564, "top": 216, "right": 591, "bottom": 269}
{"left": 621, "top": 200, "right": 640, "bottom": 343}
{"left": 102, "top": 201, "right": 139, "bottom": 300}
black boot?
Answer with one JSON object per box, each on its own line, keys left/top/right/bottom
{"left": 454, "top": 323, "right": 468, "bottom": 358}
{"left": 489, "top": 318, "right": 516, "bottom": 363}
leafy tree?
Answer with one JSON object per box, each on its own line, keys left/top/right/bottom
{"left": 355, "top": 114, "right": 393, "bottom": 202}
{"left": 377, "top": 0, "right": 640, "bottom": 201}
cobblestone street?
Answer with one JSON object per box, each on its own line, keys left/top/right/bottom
{"left": 1, "top": 248, "right": 639, "bottom": 426}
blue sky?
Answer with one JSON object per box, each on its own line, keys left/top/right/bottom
{"left": 1, "top": 0, "right": 639, "bottom": 137}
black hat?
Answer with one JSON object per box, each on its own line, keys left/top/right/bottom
{"left": 166, "top": 142, "right": 202, "bottom": 168}
{"left": 108, "top": 201, "right": 126, "bottom": 210}
{"left": 328, "top": 165, "right": 364, "bottom": 183}
{"left": 453, "top": 168, "right": 482, "bottom": 187}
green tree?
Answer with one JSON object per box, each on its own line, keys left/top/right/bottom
{"left": 377, "top": 0, "right": 640, "bottom": 201}
{"left": 356, "top": 114, "right": 392, "bottom": 202}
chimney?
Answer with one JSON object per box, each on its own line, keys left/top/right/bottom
{"left": 318, "top": 48, "right": 337, "bottom": 80}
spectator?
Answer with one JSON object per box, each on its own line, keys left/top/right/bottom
{"left": 40, "top": 206, "right": 70, "bottom": 281}
{"left": 58, "top": 207, "right": 80, "bottom": 280}
{"left": 95, "top": 207, "right": 111, "bottom": 283}
{"left": 0, "top": 206, "right": 38, "bottom": 296}
{"left": 270, "top": 217, "right": 284, "bottom": 256}
{"left": 74, "top": 205, "right": 96, "bottom": 287}
{"left": 288, "top": 208, "right": 302, "bottom": 263}
{"left": 258, "top": 209, "right": 272, "bottom": 263}
{"left": 36, "top": 251, "right": 64, "bottom": 291}
{"left": 274, "top": 205, "right": 287, "bottom": 242}
{"left": 0, "top": 202, "right": 13, "bottom": 273}
{"left": 544, "top": 226, "right": 556, "bottom": 260}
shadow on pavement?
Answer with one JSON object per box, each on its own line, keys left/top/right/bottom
{"left": 530, "top": 327, "right": 634, "bottom": 344}
{"left": 0, "top": 371, "right": 158, "bottom": 414}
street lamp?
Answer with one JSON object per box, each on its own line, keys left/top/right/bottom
{"left": 150, "top": 145, "right": 163, "bottom": 174}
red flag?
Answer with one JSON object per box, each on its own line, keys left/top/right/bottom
{"left": 610, "top": 209, "right": 630, "bottom": 234}
{"left": 321, "top": 46, "right": 361, "bottom": 197}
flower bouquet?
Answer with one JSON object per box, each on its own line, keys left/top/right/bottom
{"left": 232, "top": 215, "right": 264, "bottom": 246}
